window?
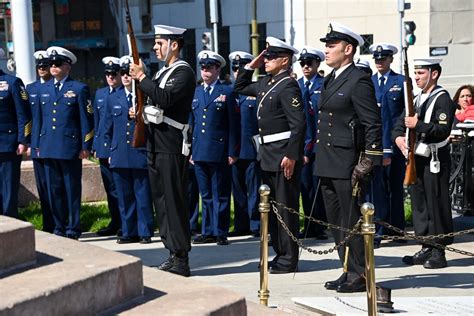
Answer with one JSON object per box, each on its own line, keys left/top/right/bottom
{"left": 360, "top": 34, "right": 373, "bottom": 55}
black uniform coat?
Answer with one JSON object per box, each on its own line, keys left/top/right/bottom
{"left": 234, "top": 69, "right": 306, "bottom": 171}
{"left": 315, "top": 64, "right": 383, "bottom": 178}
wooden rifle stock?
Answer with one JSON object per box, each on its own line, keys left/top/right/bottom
{"left": 402, "top": 47, "right": 417, "bottom": 186}
{"left": 125, "top": 0, "right": 146, "bottom": 148}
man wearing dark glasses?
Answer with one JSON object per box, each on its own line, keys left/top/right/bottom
{"left": 296, "top": 47, "right": 328, "bottom": 241}
{"left": 227, "top": 51, "right": 261, "bottom": 238}
{"left": 234, "top": 37, "right": 305, "bottom": 274}
{"left": 26, "top": 50, "right": 53, "bottom": 232}
{"left": 34, "top": 46, "right": 93, "bottom": 239}
{"left": 93, "top": 57, "right": 122, "bottom": 237}
{"left": 0, "top": 48, "right": 32, "bottom": 219}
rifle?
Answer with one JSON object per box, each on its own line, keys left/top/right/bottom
{"left": 125, "top": 0, "right": 146, "bottom": 148}
{"left": 402, "top": 46, "right": 417, "bottom": 185}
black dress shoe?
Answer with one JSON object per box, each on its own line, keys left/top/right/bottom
{"left": 155, "top": 255, "right": 175, "bottom": 271}
{"left": 66, "top": 234, "right": 79, "bottom": 240}
{"left": 423, "top": 248, "right": 447, "bottom": 269}
{"left": 216, "top": 236, "right": 229, "bottom": 245}
{"left": 140, "top": 237, "right": 152, "bottom": 244}
{"left": 251, "top": 230, "right": 260, "bottom": 237}
{"left": 168, "top": 255, "right": 191, "bottom": 277}
{"left": 336, "top": 277, "right": 366, "bottom": 293}
{"left": 269, "top": 263, "right": 297, "bottom": 274}
{"left": 96, "top": 226, "right": 120, "bottom": 236}
{"left": 402, "top": 247, "right": 432, "bottom": 265}
{"left": 117, "top": 236, "right": 140, "bottom": 244}
{"left": 192, "top": 235, "right": 216, "bottom": 244}
{"left": 315, "top": 231, "right": 328, "bottom": 240}
{"left": 324, "top": 273, "right": 347, "bottom": 290}
{"left": 228, "top": 230, "right": 251, "bottom": 237}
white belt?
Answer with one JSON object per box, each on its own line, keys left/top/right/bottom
{"left": 258, "top": 131, "right": 291, "bottom": 145}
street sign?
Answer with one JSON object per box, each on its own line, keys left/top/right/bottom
{"left": 430, "top": 46, "right": 448, "bottom": 56}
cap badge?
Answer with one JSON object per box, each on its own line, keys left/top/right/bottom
{"left": 202, "top": 53, "right": 209, "bottom": 59}
{"left": 439, "top": 113, "right": 447, "bottom": 120}
{"left": 108, "top": 60, "right": 113, "bottom": 65}
{"left": 327, "top": 24, "right": 333, "bottom": 34}
{"left": 38, "top": 54, "right": 44, "bottom": 59}
{"left": 235, "top": 54, "right": 241, "bottom": 61}
{"left": 51, "top": 50, "right": 57, "bottom": 55}
{"left": 265, "top": 42, "right": 270, "bottom": 48}
{"left": 301, "top": 48, "right": 307, "bottom": 54}
{"left": 376, "top": 45, "right": 383, "bottom": 53}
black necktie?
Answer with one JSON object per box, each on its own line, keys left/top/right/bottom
{"left": 379, "top": 76, "right": 385, "bottom": 91}
{"left": 303, "top": 80, "right": 311, "bottom": 107}
{"left": 204, "top": 86, "right": 211, "bottom": 104}
{"left": 325, "top": 72, "right": 335, "bottom": 88}
{"left": 110, "top": 87, "right": 115, "bottom": 95}
{"left": 127, "top": 94, "right": 132, "bottom": 108}
{"left": 54, "top": 82, "right": 61, "bottom": 95}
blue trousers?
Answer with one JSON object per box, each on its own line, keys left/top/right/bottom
{"left": 112, "top": 168, "right": 154, "bottom": 238}
{"left": 231, "top": 159, "right": 261, "bottom": 232}
{"left": 194, "top": 161, "right": 231, "bottom": 237}
{"left": 33, "top": 158, "right": 54, "bottom": 232}
{"left": 44, "top": 158, "right": 82, "bottom": 238}
{"left": 188, "top": 164, "right": 200, "bottom": 231}
{"left": 99, "top": 158, "right": 121, "bottom": 230}
{"left": 0, "top": 153, "right": 22, "bottom": 218}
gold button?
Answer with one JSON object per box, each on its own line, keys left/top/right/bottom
{"left": 204, "top": 108, "right": 207, "bottom": 112}
{"left": 201, "top": 129, "right": 205, "bottom": 133}
{"left": 317, "top": 129, "right": 320, "bottom": 133}
{"left": 261, "top": 92, "right": 265, "bottom": 96}
{"left": 202, "top": 122, "right": 206, "bottom": 126}
{"left": 259, "top": 128, "right": 262, "bottom": 132}
{"left": 328, "top": 133, "right": 331, "bottom": 137}
{"left": 127, "top": 122, "right": 130, "bottom": 126}
{"left": 317, "top": 119, "right": 320, "bottom": 123}
{"left": 52, "top": 118, "right": 56, "bottom": 122}
{"left": 53, "top": 102, "right": 57, "bottom": 106}
{"left": 53, "top": 110, "right": 57, "bottom": 114}
{"left": 104, "top": 143, "right": 107, "bottom": 147}
{"left": 329, "top": 123, "right": 333, "bottom": 127}
{"left": 318, "top": 110, "right": 321, "bottom": 114}
{"left": 126, "top": 131, "right": 130, "bottom": 135}
{"left": 327, "top": 143, "right": 331, "bottom": 146}
{"left": 52, "top": 126, "right": 56, "bottom": 130}
{"left": 127, "top": 140, "right": 130, "bottom": 144}
{"left": 329, "top": 112, "right": 333, "bottom": 116}
{"left": 203, "top": 115, "right": 206, "bottom": 119}
{"left": 258, "top": 116, "right": 261, "bottom": 120}
{"left": 269, "top": 96, "right": 272, "bottom": 100}
{"left": 316, "top": 139, "right": 320, "bottom": 143}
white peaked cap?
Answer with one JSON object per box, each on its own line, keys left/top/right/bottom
{"left": 154, "top": 24, "right": 186, "bottom": 37}
{"left": 266, "top": 36, "right": 299, "bottom": 54}
{"left": 120, "top": 55, "right": 132, "bottom": 67}
{"left": 299, "top": 46, "right": 325, "bottom": 61}
{"left": 413, "top": 57, "right": 442, "bottom": 68}
{"left": 33, "top": 50, "right": 48, "bottom": 60}
{"left": 46, "top": 46, "right": 77, "bottom": 64}
{"left": 198, "top": 50, "right": 226, "bottom": 68}
{"left": 320, "top": 22, "right": 364, "bottom": 47}
{"left": 228, "top": 51, "right": 254, "bottom": 62}
{"left": 102, "top": 56, "right": 121, "bottom": 66}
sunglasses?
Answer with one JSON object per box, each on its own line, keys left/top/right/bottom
{"left": 36, "top": 63, "right": 50, "bottom": 69}
{"left": 299, "top": 60, "right": 314, "bottom": 67}
{"left": 120, "top": 69, "right": 130, "bottom": 76}
{"left": 200, "top": 64, "right": 215, "bottom": 70}
{"left": 105, "top": 71, "right": 118, "bottom": 77}
{"left": 263, "top": 53, "right": 286, "bottom": 61}
{"left": 231, "top": 65, "right": 241, "bottom": 72}
{"left": 51, "top": 61, "right": 65, "bottom": 68}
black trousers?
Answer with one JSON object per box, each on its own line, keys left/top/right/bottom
{"left": 262, "top": 167, "right": 301, "bottom": 268}
{"left": 320, "top": 177, "right": 365, "bottom": 279}
{"left": 409, "top": 149, "right": 453, "bottom": 246}
{"left": 148, "top": 152, "right": 191, "bottom": 255}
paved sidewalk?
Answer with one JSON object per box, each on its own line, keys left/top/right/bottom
{"left": 81, "top": 215, "right": 474, "bottom": 312}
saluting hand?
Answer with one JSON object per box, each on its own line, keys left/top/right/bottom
{"left": 280, "top": 156, "right": 296, "bottom": 180}
{"left": 248, "top": 50, "right": 267, "bottom": 70}
{"left": 395, "top": 136, "right": 408, "bottom": 158}
{"left": 129, "top": 59, "right": 144, "bottom": 80}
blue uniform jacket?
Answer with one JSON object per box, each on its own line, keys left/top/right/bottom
{"left": 0, "top": 70, "right": 31, "bottom": 153}
{"left": 372, "top": 71, "right": 405, "bottom": 158}
{"left": 236, "top": 94, "right": 258, "bottom": 160}
{"left": 36, "top": 77, "right": 94, "bottom": 159}
{"left": 104, "top": 86, "right": 147, "bottom": 169}
{"left": 190, "top": 81, "right": 240, "bottom": 162}
{"left": 92, "top": 86, "right": 114, "bottom": 158}
{"left": 298, "top": 75, "right": 323, "bottom": 157}
{"left": 26, "top": 79, "right": 46, "bottom": 158}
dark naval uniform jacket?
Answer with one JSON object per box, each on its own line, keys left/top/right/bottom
{"left": 26, "top": 80, "right": 45, "bottom": 158}
{"left": 234, "top": 69, "right": 306, "bottom": 171}
{"left": 138, "top": 63, "right": 196, "bottom": 154}
{"left": 372, "top": 70, "right": 405, "bottom": 158}
{"left": 298, "top": 75, "right": 324, "bottom": 157}
{"left": 92, "top": 86, "right": 115, "bottom": 159}
{"left": 236, "top": 94, "right": 258, "bottom": 160}
{"left": 315, "top": 63, "right": 383, "bottom": 178}
{"left": 36, "top": 77, "right": 94, "bottom": 159}
{"left": 190, "top": 81, "right": 240, "bottom": 162}
{"left": 0, "top": 70, "right": 31, "bottom": 153}
{"left": 104, "top": 86, "right": 148, "bottom": 169}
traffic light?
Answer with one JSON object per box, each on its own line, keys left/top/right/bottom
{"left": 404, "top": 21, "right": 416, "bottom": 46}
{"left": 202, "top": 32, "right": 212, "bottom": 51}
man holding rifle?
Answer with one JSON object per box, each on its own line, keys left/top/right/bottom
{"left": 393, "top": 58, "right": 455, "bottom": 269}
{"left": 130, "top": 25, "right": 196, "bottom": 277}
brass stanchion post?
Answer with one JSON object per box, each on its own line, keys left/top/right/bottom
{"left": 360, "top": 202, "right": 377, "bottom": 316}
{"left": 258, "top": 184, "right": 270, "bottom": 306}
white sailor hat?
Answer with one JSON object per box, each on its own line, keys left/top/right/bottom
{"left": 33, "top": 50, "right": 50, "bottom": 67}
{"left": 413, "top": 57, "right": 442, "bottom": 69}
{"left": 0, "top": 48, "right": 4, "bottom": 58}
{"left": 355, "top": 58, "right": 371, "bottom": 69}
{"left": 46, "top": 46, "right": 77, "bottom": 64}
{"left": 229, "top": 51, "right": 254, "bottom": 65}
{"left": 265, "top": 36, "right": 299, "bottom": 55}
{"left": 119, "top": 55, "right": 132, "bottom": 68}
{"left": 102, "top": 56, "right": 121, "bottom": 72}
{"left": 320, "top": 22, "right": 364, "bottom": 47}
{"left": 198, "top": 50, "right": 226, "bottom": 68}
{"left": 298, "top": 46, "right": 325, "bottom": 62}
{"left": 154, "top": 24, "right": 186, "bottom": 39}
{"left": 369, "top": 43, "right": 398, "bottom": 59}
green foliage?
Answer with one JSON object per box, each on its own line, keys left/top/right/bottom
{"left": 404, "top": 199, "right": 413, "bottom": 224}
{"left": 18, "top": 202, "right": 111, "bottom": 233}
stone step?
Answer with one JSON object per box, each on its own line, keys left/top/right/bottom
{"left": 0, "top": 230, "right": 143, "bottom": 316}
{"left": 0, "top": 216, "right": 36, "bottom": 274}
